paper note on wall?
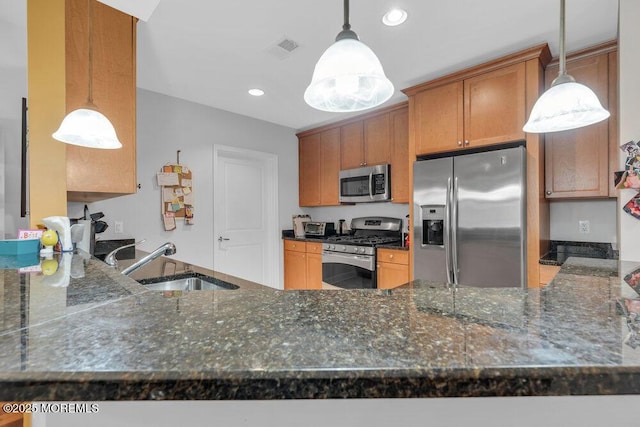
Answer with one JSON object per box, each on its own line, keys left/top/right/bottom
{"left": 163, "top": 212, "right": 176, "bottom": 231}
{"left": 157, "top": 172, "right": 179, "bottom": 186}
{"left": 162, "top": 187, "right": 175, "bottom": 202}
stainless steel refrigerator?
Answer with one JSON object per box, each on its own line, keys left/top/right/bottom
{"left": 413, "top": 145, "right": 526, "bottom": 288}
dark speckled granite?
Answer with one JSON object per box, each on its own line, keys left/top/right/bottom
{"left": 540, "top": 241, "right": 618, "bottom": 266}
{"left": 0, "top": 253, "right": 638, "bottom": 400}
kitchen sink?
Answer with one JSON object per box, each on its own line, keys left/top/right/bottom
{"left": 137, "top": 273, "right": 239, "bottom": 291}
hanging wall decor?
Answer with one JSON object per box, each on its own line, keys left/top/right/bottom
{"left": 615, "top": 140, "right": 640, "bottom": 220}
{"left": 157, "top": 159, "right": 194, "bottom": 230}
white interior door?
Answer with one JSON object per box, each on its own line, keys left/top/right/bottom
{"left": 213, "top": 145, "right": 279, "bottom": 288}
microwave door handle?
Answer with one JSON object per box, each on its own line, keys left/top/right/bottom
{"left": 368, "top": 172, "right": 374, "bottom": 199}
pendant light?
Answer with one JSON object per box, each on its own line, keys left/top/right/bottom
{"left": 523, "top": 0, "right": 609, "bottom": 133}
{"left": 304, "top": 0, "right": 394, "bottom": 113}
{"left": 52, "top": 0, "right": 122, "bottom": 149}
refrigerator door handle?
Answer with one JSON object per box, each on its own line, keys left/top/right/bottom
{"left": 444, "top": 177, "right": 453, "bottom": 285}
{"left": 451, "top": 176, "right": 460, "bottom": 286}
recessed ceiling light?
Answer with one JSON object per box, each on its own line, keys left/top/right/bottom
{"left": 382, "top": 8, "right": 407, "bottom": 26}
{"left": 248, "top": 88, "right": 265, "bottom": 97}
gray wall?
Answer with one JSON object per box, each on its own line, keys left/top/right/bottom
{"left": 550, "top": 199, "right": 617, "bottom": 245}
{"left": 69, "top": 89, "right": 300, "bottom": 284}
{"left": 0, "top": 0, "right": 28, "bottom": 238}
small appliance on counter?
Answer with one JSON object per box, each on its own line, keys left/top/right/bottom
{"left": 292, "top": 215, "right": 311, "bottom": 238}
{"left": 304, "top": 221, "right": 336, "bottom": 238}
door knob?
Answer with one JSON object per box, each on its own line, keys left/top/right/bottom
{"left": 218, "top": 236, "right": 230, "bottom": 242}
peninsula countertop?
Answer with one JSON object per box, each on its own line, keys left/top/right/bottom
{"left": 1, "top": 252, "right": 639, "bottom": 400}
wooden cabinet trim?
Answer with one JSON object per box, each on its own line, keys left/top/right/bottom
{"left": 296, "top": 102, "right": 408, "bottom": 138}
{"left": 403, "top": 44, "right": 551, "bottom": 96}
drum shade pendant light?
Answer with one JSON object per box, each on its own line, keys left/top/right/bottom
{"left": 52, "top": 0, "right": 122, "bottom": 149}
{"left": 304, "top": 0, "right": 394, "bottom": 112}
{"left": 523, "top": 0, "right": 609, "bottom": 133}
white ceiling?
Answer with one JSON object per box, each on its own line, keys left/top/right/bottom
{"left": 2, "top": 0, "right": 620, "bottom": 132}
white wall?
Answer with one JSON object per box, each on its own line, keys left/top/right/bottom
{"left": 619, "top": 0, "right": 640, "bottom": 262}
{"left": 0, "top": 0, "right": 28, "bottom": 238}
{"left": 549, "top": 200, "right": 617, "bottom": 244}
{"left": 69, "top": 89, "right": 300, "bottom": 285}
{"left": 35, "top": 396, "right": 640, "bottom": 427}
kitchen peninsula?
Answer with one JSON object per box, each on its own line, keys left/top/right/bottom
{"left": 0, "top": 252, "right": 638, "bottom": 400}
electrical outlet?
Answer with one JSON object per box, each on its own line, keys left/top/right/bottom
{"left": 578, "top": 220, "right": 590, "bottom": 234}
{"left": 114, "top": 221, "right": 124, "bottom": 234}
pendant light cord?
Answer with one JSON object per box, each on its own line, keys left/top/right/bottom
{"left": 558, "top": 0, "right": 566, "bottom": 76}
{"left": 88, "top": 0, "right": 94, "bottom": 105}
{"left": 343, "top": 0, "right": 350, "bottom": 31}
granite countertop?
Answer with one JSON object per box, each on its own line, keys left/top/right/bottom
{"left": 1, "top": 252, "right": 639, "bottom": 400}
{"left": 540, "top": 241, "right": 618, "bottom": 266}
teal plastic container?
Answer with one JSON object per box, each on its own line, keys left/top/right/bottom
{"left": 0, "top": 239, "right": 41, "bottom": 255}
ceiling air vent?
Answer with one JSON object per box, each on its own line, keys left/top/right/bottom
{"left": 267, "top": 36, "right": 300, "bottom": 60}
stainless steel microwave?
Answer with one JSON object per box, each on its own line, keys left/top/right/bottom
{"left": 339, "top": 164, "right": 391, "bottom": 203}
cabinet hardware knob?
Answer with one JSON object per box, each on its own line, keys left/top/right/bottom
{"left": 389, "top": 254, "right": 394, "bottom": 258}
{"left": 464, "top": 140, "right": 470, "bottom": 146}
{"left": 546, "top": 191, "right": 552, "bottom": 195}
{"left": 457, "top": 141, "right": 463, "bottom": 146}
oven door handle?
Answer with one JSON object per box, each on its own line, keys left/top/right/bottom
{"left": 322, "top": 251, "right": 374, "bottom": 271}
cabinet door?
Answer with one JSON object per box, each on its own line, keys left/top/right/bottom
{"left": 306, "top": 252, "right": 323, "bottom": 289}
{"left": 544, "top": 53, "right": 610, "bottom": 198}
{"left": 390, "top": 107, "right": 409, "bottom": 203}
{"left": 377, "top": 261, "right": 409, "bottom": 289}
{"left": 364, "top": 113, "right": 391, "bottom": 166}
{"left": 341, "top": 122, "right": 364, "bottom": 170}
{"left": 284, "top": 250, "right": 307, "bottom": 289}
{"left": 413, "top": 81, "right": 464, "bottom": 155}
{"left": 320, "top": 128, "right": 341, "bottom": 206}
{"left": 299, "top": 133, "right": 321, "bottom": 206}
{"left": 464, "top": 62, "right": 526, "bottom": 147}
{"left": 66, "top": 0, "right": 137, "bottom": 200}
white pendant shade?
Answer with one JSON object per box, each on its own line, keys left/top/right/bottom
{"left": 523, "top": 81, "right": 610, "bottom": 133}
{"left": 52, "top": 108, "right": 122, "bottom": 149}
{"left": 304, "top": 38, "right": 394, "bottom": 112}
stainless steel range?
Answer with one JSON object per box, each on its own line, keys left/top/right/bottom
{"left": 322, "top": 217, "right": 403, "bottom": 289}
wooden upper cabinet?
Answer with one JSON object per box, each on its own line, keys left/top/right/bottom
{"left": 464, "top": 62, "right": 526, "bottom": 147}
{"left": 409, "top": 63, "right": 526, "bottom": 156}
{"left": 319, "top": 128, "right": 341, "bottom": 205}
{"left": 390, "top": 107, "right": 409, "bottom": 203}
{"left": 341, "top": 114, "right": 392, "bottom": 169}
{"left": 363, "top": 113, "right": 391, "bottom": 166}
{"left": 340, "top": 122, "right": 364, "bottom": 170}
{"left": 414, "top": 81, "right": 464, "bottom": 155}
{"left": 298, "top": 102, "right": 409, "bottom": 207}
{"left": 65, "top": 0, "right": 138, "bottom": 202}
{"left": 299, "top": 133, "right": 321, "bottom": 206}
{"left": 299, "top": 129, "right": 340, "bottom": 207}
{"left": 544, "top": 45, "right": 614, "bottom": 199}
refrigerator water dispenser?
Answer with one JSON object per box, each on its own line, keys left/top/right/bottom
{"left": 421, "top": 205, "right": 444, "bottom": 246}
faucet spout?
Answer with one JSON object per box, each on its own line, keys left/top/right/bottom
{"left": 120, "top": 242, "right": 177, "bottom": 276}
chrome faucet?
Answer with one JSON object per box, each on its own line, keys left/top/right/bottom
{"left": 106, "top": 241, "right": 176, "bottom": 276}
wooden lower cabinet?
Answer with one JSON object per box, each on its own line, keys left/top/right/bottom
{"left": 538, "top": 264, "right": 561, "bottom": 287}
{"left": 0, "top": 403, "right": 28, "bottom": 427}
{"left": 377, "top": 248, "right": 409, "bottom": 289}
{"left": 284, "top": 240, "right": 322, "bottom": 290}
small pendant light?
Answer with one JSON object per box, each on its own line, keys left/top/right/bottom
{"left": 523, "top": 0, "right": 610, "bottom": 133}
{"left": 53, "top": 0, "right": 122, "bottom": 149}
{"left": 304, "top": 0, "right": 394, "bottom": 113}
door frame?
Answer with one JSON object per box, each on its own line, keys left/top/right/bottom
{"left": 212, "top": 144, "right": 280, "bottom": 288}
